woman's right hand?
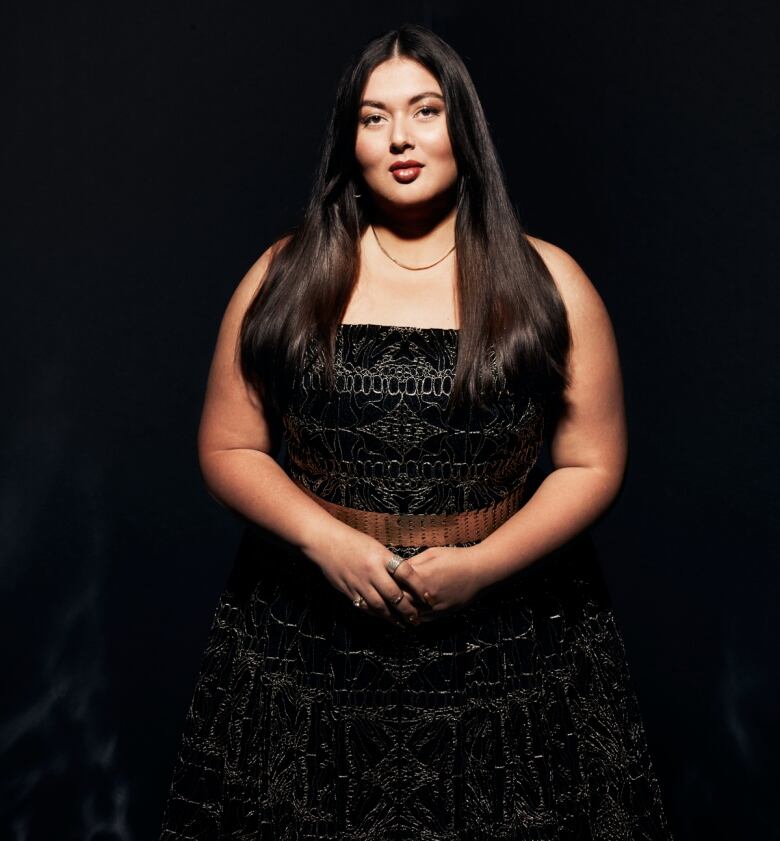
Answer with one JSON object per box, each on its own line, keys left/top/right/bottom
{"left": 301, "top": 523, "right": 429, "bottom": 626}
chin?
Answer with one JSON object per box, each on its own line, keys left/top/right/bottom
{"left": 379, "top": 186, "right": 443, "bottom": 202}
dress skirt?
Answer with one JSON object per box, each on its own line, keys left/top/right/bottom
{"left": 158, "top": 525, "right": 675, "bottom": 841}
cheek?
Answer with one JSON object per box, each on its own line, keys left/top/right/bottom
{"left": 419, "top": 126, "right": 454, "bottom": 165}
{"left": 355, "top": 135, "right": 384, "bottom": 170}
{"left": 426, "top": 128, "right": 456, "bottom": 166}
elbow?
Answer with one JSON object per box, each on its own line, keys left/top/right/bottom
{"left": 197, "top": 447, "right": 242, "bottom": 510}
{"left": 198, "top": 447, "right": 217, "bottom": 487}
{"left": 197, "top": 455, "right": 228, "bottom": 509}
{"left": 196, "top": 446, "right": 275, "bottom": 510}
{"left": 592, "top": 437, "right": 628, "bottom": 502}
{"left": 591, "top": 462, "right": 626, "bottom": 507}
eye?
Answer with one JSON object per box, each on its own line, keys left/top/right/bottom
{"left": 359, "top": 105, "right": 442, "bottom": 128}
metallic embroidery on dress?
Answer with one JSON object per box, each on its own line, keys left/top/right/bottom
{"left": 283, "top": 324, "right": 545, "bottom": 515}
{"left": 159, "top": 323, "right": 675, "bottom": 841}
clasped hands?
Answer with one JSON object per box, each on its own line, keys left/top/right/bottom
{"left": 387, "top": 545, "right": 488, "bottom": 624}
{"left": 308, "top": 525, "right": 491, "bottom": 626}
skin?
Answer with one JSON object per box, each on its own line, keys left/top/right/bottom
{"left": 198, "top": 56, "right": 627, "bottom": 628}
{"left": 347, "top": 57, "right": 460, "bottom": 328}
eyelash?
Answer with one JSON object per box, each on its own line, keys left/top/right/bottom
{"left": 360, "top": 106, "right": 441, "bottom": 127}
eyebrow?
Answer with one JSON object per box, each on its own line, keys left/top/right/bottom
{"left": 359, "top": 91, "right": 445, "bottom": 109}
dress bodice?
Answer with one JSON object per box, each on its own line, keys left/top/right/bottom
{"left": 281, "top": 323, "right": 546, "bottom": 518}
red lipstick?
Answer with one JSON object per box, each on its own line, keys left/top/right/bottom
{"left": 389, "top": 159, "right": 424, "bottom": 183}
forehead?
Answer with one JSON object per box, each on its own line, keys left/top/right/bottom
{"left": 361, "top": 58, "right": 442, "bottom": 102}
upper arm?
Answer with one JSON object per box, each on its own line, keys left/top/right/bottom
{"left": 526, "top": 235, "right": 628, "bottom": 488}
{"left": 197, "top": 236, "right": 291, "bottom": 461}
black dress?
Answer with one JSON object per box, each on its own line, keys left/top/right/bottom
{"left": 159, "top": 323, "right": 674, "bottom": 840}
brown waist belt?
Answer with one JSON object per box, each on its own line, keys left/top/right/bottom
{"left": 293, "top": 478, "right": 526, "bottom": 546}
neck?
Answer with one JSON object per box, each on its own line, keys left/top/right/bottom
{"left": 367, "top": 207, "right": 457, "bottom": 272}
{"left": 367, "top": 183, "right": 458, "bottom": 241}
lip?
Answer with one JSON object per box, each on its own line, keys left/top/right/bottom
{"left": 391, "top": 167, "right": 422, "bottom": 184}
{"left": 389, "top": 160, "right": 424, "bottom": 171}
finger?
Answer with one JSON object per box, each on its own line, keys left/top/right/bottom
{"left": 358, "top": 585, "right": 398, "bottom": 623}
{"left": 392, "top": 562, "right": 432, "bottom": 608}
{"left": 417, "top": 602, "right": 456, "bottom": 622}
{"left": 374, "top": 578, "right": 420, "bottom": 622}
{"left": 422, "top": 589, "right": 438, "bottom": 608}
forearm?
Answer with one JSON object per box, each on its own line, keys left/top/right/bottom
{"left": 199, "top": 448, "right": 346, "bottom": 556}
{"left": 472, "top": 466, "right": 622, "bottom": 587}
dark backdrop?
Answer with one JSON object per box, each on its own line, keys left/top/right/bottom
{"left": 3, "top": 1, "right": 777, "bottom": 838}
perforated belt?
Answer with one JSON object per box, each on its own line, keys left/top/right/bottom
{"left": 292, "top": 478, "right": 526, "bottom": 546}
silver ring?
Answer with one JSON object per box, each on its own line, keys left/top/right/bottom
{"left": 352, "top": 595, "right": 367, "bottom": 609}
{"left": 391, "top": 592, "right": 404, "bottom": 605}
{"left": 385, "top": 553, "right": 407, "bottom": 576}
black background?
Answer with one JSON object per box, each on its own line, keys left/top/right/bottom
{"left": 3, "top": 1, "right": 777, "bottom": 838}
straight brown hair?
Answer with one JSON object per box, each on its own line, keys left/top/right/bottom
{"left": 239, "top": 23, "right": 571, "bottom": 423}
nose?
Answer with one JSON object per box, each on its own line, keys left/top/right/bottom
{"left": 390, "top": 118, "right": 414, "bottom": 153}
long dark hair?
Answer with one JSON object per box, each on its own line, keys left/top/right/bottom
{"left": 239, "top": 23, "right": 571, "bottom": 423}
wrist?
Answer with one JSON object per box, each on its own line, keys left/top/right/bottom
{"left": 466, "top": 541, "right": 501, "bottom": 591}
{"left": 297, "top": 516, "right": 352, "bottom": 566}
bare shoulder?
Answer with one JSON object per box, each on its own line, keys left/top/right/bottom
{"left": 231, "top": 232, "right": 294, "bottom": 306}
{"left": 524, "top": 234, "right": 614, "bottom": 344}
{"left": 525, "top": 235, "right": 603, "bottom": 312}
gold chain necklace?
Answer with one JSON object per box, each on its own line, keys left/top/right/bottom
{"left": 370, "top": 224, "right": 455, "bottom": 271}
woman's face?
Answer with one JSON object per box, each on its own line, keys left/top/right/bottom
{"left": 354, "top": 57, "right": 458, "bottom": 210}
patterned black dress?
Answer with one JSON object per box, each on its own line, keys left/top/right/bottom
{"left": 159, "top": 323, "right": 674, "bottom": 840}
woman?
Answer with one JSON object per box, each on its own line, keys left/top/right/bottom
{"left": 159, "top": 23, "right": 675, "bottom": 841}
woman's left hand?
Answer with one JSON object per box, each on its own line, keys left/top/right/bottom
{"left": 393, "top": 545, "right": 490, "bottom": 622}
